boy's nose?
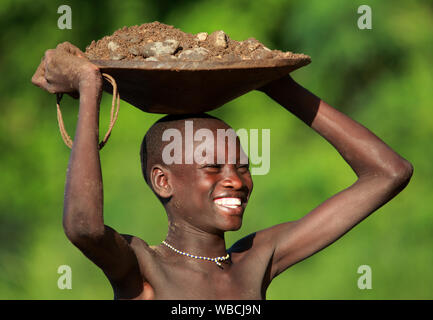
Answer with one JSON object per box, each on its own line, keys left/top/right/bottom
{"left": 220, "top": 166, "right": 243, "bottom": 190}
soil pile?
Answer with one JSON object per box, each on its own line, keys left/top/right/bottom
{"left": 85, "top": 21, "right": 309, "bottom": 63}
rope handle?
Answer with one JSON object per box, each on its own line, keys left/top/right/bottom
{"left": 56, "top": 73, "right": 120, "bottom": 150}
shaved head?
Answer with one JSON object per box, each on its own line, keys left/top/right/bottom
{"left": 140, "top": 113, "right": 231, "bottom": 185}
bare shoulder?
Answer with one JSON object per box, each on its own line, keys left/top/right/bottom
{"left": 106, "top": 234, "right": 160, "bottom": 299}
{"left": 120, "top": 234, "right": 158, "bottom": 258}
{"left": 229, "top": 226, "right": 283, "bottom": 263}
{"left": 228, "top": 229, "right": 287, "bottom": 291}
{"left": 229, "top": 221, "right": 297, "bottom": 256}
{"left": 228, "top": 221, "right": 301, "bottom": 277}
{"left": 118, "top": 234, "right": 167, "bottom": 277}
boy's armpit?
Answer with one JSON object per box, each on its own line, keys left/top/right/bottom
{"left": 71, "top": 225, "right": 143, "bottom": 284}
{"left": 118, "top": 234, "right": 159, "bottom": 276}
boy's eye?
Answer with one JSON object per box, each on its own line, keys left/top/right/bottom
{"left": 237, "top": 164, "right": 250, "bottom": 173}
{"left": 200, "top": 164, "right": 249, "bottom": 173}
{"left": 202, "top": 164, "right": 222, "bottom": 171}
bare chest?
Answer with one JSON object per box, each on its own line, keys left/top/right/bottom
{"left": 113, "top": 243, "right": 271, "bottom": 300}
{"left": 150, "top": 262, "right": 265, "bottom": 300}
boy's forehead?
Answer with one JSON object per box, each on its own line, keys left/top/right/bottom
{"left": 159, "top": 118, "right": 248, "bottom": 165}
{"left": 168, "top": 119, "right": 240, "bottom": 145}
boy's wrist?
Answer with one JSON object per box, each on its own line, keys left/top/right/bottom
{"left": 78, "top": 64, "right": 103, "bottom": 94}
{"left": 259, "top": 75, "right": 297, "bottom": 96}
{"left": 78, "top": 73, "right": 103, "bottom": 114}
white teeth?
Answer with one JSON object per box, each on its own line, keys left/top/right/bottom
{"left": 214, "top": 197, "right": 242, "bottom": 208}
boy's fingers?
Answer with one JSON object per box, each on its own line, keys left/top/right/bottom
{"left": 56, "top": 42, "right": 73, "bottom": 52}
{"left": 33, "top": 74, "right": 56, "bottom": 93}
{"left": 31, "top": 60, "right": 46, "bottom": 87}
{"left": 31, "top": 59, "right": 57, "bottom": 94}
{"left": 56, "top": 42, "right": 86, "bottom": 58}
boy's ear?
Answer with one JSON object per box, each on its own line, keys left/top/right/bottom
{"left": 150, "top": 165, "right": 173, "bottom": 198}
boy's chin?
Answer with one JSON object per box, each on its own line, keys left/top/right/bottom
{"left": 218, "top": 217, "right": 243, "bottom": 232}
{"left": 225, "top": 224, "right": 242, "bottom": 232}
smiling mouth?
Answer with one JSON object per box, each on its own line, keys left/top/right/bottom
{"left": 213, "top": 197, "right": 242, "bottom": 209}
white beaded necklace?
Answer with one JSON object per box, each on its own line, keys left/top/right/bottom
{"left": 162, "top": 240, "right": 230, "bottom": 267}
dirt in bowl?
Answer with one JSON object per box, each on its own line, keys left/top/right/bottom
{"left": 85, "top": 21, "right": 310, "bottom": 63}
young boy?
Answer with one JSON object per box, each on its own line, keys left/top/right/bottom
{"left": 32, "top": 42, "right": 413, "bottom": 300}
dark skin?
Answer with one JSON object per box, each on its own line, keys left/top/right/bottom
{"left": 32, "top": 42, "right": 413, "bottom": 300}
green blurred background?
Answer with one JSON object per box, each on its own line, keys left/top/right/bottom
{"left": 1, "top": 0, "right": 432, "bottom": 299}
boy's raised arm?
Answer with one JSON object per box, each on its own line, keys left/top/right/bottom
{"left": 253, "top": 76, "right": 413, "bottom": 279}
{"left": 31, "top": 43, "right": 141, "bottom": 286}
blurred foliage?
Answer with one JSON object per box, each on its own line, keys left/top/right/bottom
{"left": 0, "top": 0, "right": 432, "bottom": 299}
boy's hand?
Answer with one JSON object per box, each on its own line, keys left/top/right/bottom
{"left": 31, "top": 42, "right": 101, "bottom": 98}
{"left": 256, "top": 74, "right": 297, "bottom": 94}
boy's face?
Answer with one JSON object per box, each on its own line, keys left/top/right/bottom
{"left": 167, "top": 120, "right": 253, "bottom": 234}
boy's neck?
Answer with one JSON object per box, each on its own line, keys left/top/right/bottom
{"left": 164, "top": 220, "right": 228, "bottom": 258}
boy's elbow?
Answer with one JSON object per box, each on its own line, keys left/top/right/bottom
{"left": 63, "top": 214, "right": 105, "bottom": 245}
{"left": 384, "top": 159, "right": 414, "bottom": 189}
